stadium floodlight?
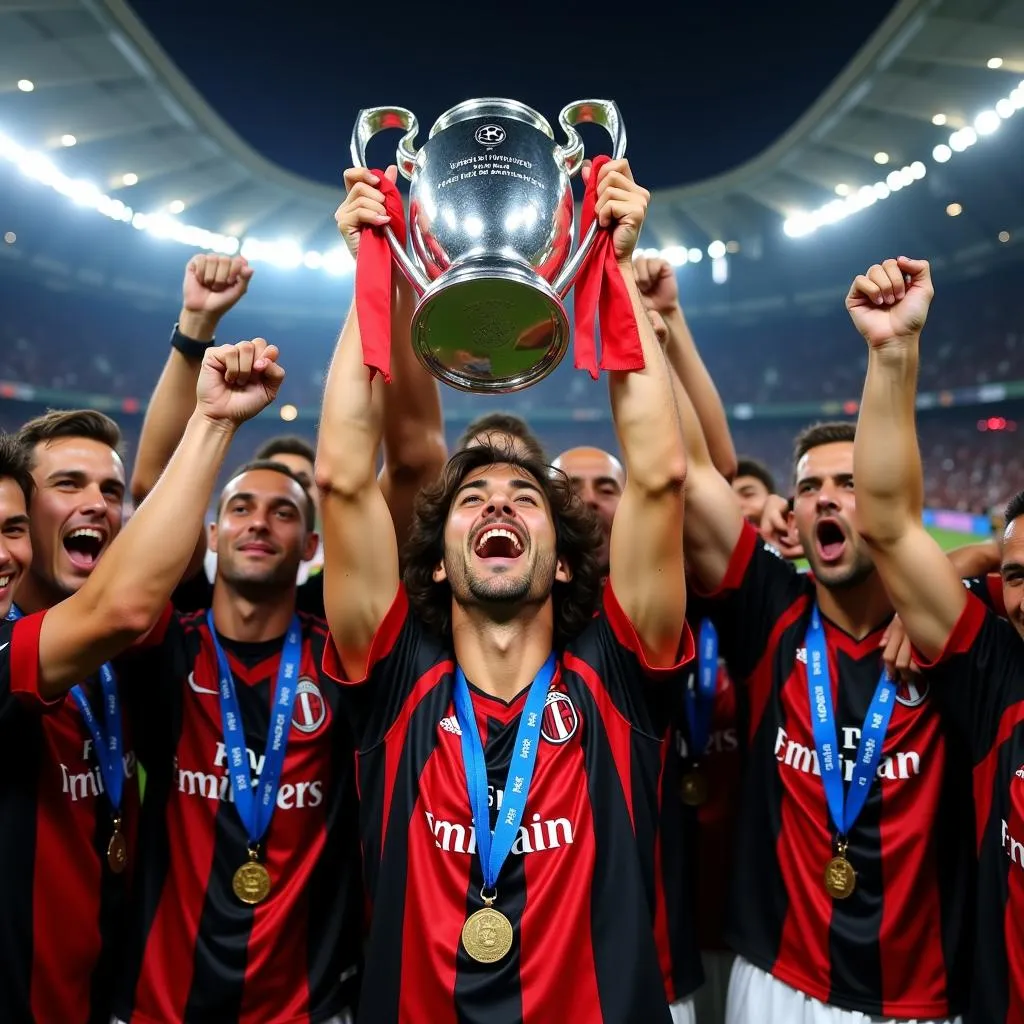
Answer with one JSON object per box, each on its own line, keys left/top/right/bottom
{"left": 996, "top": 98, "right": 1015, "bottom": 119}
{"left": 932, "top": 113, "right": 947, "bottom": 126}
{"left": 834, "top": 183, "right": 850, "bottom": 196}
{"left": 707, "top": 239, "right": 726, "bottom": 259}
{"left": 988, "top": 57, "right": 1004, "bottom": 69}
{"left": 168, "top": 199, "right": 185, "bottom": 214}
{"left": 660, "top": 245, "right": 689, "bottom": 266}
{"left": 933, "top": 144, "right": 952, "bottom": 163}
{"left": 873, "top": 151, "right": 889, "bottom": 164}
{"left": 60, "top": 134, "right": 76, "bottom": 148}
{"left": 687, "top": 247, "right": 703, "bottom": 262}
{"left": 975, "top": 110, "right": 1001, "bottom": 135}
{"left": 885, "top": 170, "right": 904, "bottom": 191}
{"left": 16, "top": 80, "right": 33, "bottom": 92}
{"left": 121, "top": 172, "right": 138, "bottom": 186}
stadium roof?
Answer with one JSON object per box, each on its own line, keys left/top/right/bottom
{"left": 1, "top": 0, "right": 1023, "bottom": 272}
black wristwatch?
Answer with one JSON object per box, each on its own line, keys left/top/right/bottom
{"left": 170, "top": 322, "right": 214, "bottom": 358}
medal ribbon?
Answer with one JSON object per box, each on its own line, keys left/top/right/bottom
{"left": 806, "top": 604, "right": 896, "bottom": 838}
{"left": 684, "top": 618, "right": 718, "bottom": 759}
{"left": 206, "top": 611, "right": 303, "bottom": 848}
{"left": 8, "top": 603, "right": 124, "bottom": 813}
{"left": 453, "top": 654, "right": 557, "bottom": 893}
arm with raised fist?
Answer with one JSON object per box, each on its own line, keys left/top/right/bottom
{"left": 316, "top": 169, "right": 402, "bottom": 681}
{"left": 336, "top": 166, "right": 447, "bottom": 550}
{"left": 35, "top": 342, "right": 284, "bottom": 696}
{"left": 851, "top": 257, "right": 967, "bottom": 660}
{"left": 130, "top": 254, "right": 253, "bottom": 507}
{"left": 591, "top": 160, "right": 688, "bottom": 666}
{"left": 635, "top": 255, "right": 737, "bottom": 481}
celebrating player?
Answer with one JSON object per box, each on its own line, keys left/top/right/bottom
{"left": 316, "top": 159, "right": 691, "bottom": 1023}
{"left": 0, "top": 341, "right": 284, "bottom": 1024}
{"left": 671, "top": 310, "right": 972, "bottom": 1022}
{"left": 850, "top": 256, "right": 1023, "bottom": 1023}
{"left": 0, "top": 434, "right": 32, "bottom": 621}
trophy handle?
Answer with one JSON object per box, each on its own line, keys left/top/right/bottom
{"left": 350, "top": 106, "right": 428, "bottom": 295}
{"left": 552, "top": 99, "right": 627, "bottom": 299}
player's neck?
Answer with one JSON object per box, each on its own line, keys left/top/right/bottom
{"left": 13, "top": 570, "right": 66, "bottom": 614}
{"left": 211, "top": 579, "right": 297, "bottom": 643}
{"left": 452, "top": 602, "right": 555, "bottom": 703}
{"left": 813, "top": 572, "right": 892, "bottom": 641}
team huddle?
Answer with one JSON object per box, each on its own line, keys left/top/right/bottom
{"left": 0, "top": 157, "right": 1020, "bottom": 1024}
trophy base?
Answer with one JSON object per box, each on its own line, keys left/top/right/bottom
{"left": 412, "top": 261, "right": 569, "bottom": 393}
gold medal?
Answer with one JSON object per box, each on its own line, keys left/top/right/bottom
{"left": 233, "top": 850, "right": 272, "bottom": 906}
{"left": 679, "top": 768, "right": 708, "bottom": 807}
{"left": 462, "top": 904, "right": 514, "bottom": 964}
{"left": 824, "top": 837, "right": 856, "bottom": 899}
{"left": 106, "top": 817, "right": 127, "bottom": 875}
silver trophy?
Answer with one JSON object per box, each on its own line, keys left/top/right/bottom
{"left": 351, "top": 98, "right": 626, "bottom": 393}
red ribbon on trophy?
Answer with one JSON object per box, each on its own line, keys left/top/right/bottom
{"left": 572, "top": 154, "right": 645, "bottom": 379}
{"left": 355, "top": 169, "right": 408, "bottom": 383}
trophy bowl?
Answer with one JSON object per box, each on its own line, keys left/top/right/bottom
{"left": 351, "top": 98, "right": 626, "bottom": 393}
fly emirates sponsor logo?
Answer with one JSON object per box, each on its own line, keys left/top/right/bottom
{"left": 773, "top": 725, "right": 921, "bottom": 782}
{"left": 60, "top": 738, "right": 137, "bottom": 802}
{"left": 174, "top": 742, "right": 323, "bottom": 809}
{"left": 425, "top": 784, "right": 575, "bottom": 857}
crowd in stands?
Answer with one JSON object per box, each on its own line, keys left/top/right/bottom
{"left": 2, "top": 262, "right": 1021, "bottom": 516}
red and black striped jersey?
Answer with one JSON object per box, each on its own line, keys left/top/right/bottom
{"left": 112, "top": 608, "right": 363, "bottom": 1024}
{"left": 0, "top": 611, "right": 141, "bottom": 1024}
{"left": 917, "top": 594, "right": 1024, "bottom": 1023}
{"left": 323, "top": 583, "right": 694, "bottom": 1024}
{"left": 704, "top": 522, "right": 974, "bottom": 1018}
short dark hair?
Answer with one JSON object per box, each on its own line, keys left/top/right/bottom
{"left": 219, "top": 459, "right": 316, "bottom": 530}
{"left": 0, "top": 432, "right": 33, "bottom": 507}
{"left": 17, "top": 409, "right": 123, "bottom": 466}
{"left": 793, "top": 421, "right": 855, "bottom": 467}
{"left": 403, "top": 440, "right": 603, "bottom": 648}
{"left": 254, "top": 435, "right": 315, "bottom": 466}
{"left": 455, "top": 413, "right": 547, "bottom": 462}
{"left": 1005, "top": 489, "right": 1024, "bottom": 529}
{"left": 734, "top": 457, "right": 776, "bottom": 495}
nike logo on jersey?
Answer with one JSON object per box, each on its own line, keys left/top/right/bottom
{"left": 188, "top": 671, "right": 219, "bottom": 696}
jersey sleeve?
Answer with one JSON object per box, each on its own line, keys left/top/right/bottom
{"left": 0, "top": 612, "right": 66, "bottom": 721}
{"left": 914, "top": 593, "right": 1024, "bottom": 763}
{"left": 963, "top": 573, "right": 1005, "bottom": 617}
{"left": 694, "top": 520, "right": 808, "bottom": 684}
{"left": 562, "top": 583, "right": 695, "bottom": 738}
{"left": 321, "top": 585, "right": 448, "bottom": 750}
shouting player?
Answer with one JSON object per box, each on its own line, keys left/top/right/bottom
{"left": 0, "top": 341, "right": 284, "bottom": 1023}
{"left": 316, "top": 159, "right": 691, "bottom": 1024}
{"left": 850, "top": 256, "right": 1022, "bottom": 1023}
{"left": 671, "top": 309, "right": 972, "bottom": 1022}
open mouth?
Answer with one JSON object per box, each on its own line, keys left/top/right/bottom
{"left": 474, "top": 526, "right": 524, "bottom": 561}
{"left": 63, "top": 527, "right": 106, "bottom": 571}
{"left": 815, "top": 519, "right": 846, "bottom": 564}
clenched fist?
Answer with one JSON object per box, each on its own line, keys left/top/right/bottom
{"left": 634, "top": 256, "right": 679, "bottom": 317}
{"left": 846, "top": 256, "right": 934, "bottom": 350}
{"left": 335, "top": 166, "right": 399, "bottom": 259}
{"left": 582, "top": 159, "right": 650, "bottom": 265}
{"left": 196, "top": 338, "right": 284, "bottom": 426}
{"left": 180, "top": 255, "right": 253, "bottom": 342}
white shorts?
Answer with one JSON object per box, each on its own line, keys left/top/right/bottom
{"left": 692, "top": 950, "right": 735, "bottom": 1024}
{"left": 670, "top": 996, "right": 697, "bottom": 1024}
{"left": 724, "top": 957, "right": 962, "bottom": 1024}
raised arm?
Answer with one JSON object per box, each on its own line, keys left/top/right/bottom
{"left": 131, "top": 254, "right": 252, "bottom": 579}
{"left": 377, "top": 274, "right": 447, "bottom": 550}
{"left": 634, "top": 255, "right": 738, "bottom": 480}
{"left": 315, "top": 168, "right": 402, "bottom": 679}
{"left": 593, "top": 161, "right": 686, "bottom": 666}
{"left": 850, "top": 257, "right": 967, "bottom": 660}
{"left": 38, "top": 341, "right": 283, "bottom": 696}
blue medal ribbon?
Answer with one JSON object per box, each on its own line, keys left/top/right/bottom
{"left": 453, "top": 654, "right": 557, "bottom": 897}
{"left": 684, "top": 618, "right": 718, "bottom": 761}
{"left": 8, "top": 603, "right": 124, "bottom": 815}
{"left": 206, "top": 610, "right": 303, "bottom": 852}
{"left": 806, "top": 604, "right": 896, "bottom": 841}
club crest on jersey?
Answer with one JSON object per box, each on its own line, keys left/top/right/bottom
{"left": 895, "top": 678, "right": 929, "bottom": 708}
{"left": 291, "top": 678, "right": 327, "bottom": 733}
{"left": 541, "top": 691, "right": 578, "bottom": 745}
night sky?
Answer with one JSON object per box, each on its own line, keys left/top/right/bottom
{"left": 128, "top": 0, "right": 898, "bottom": 191}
